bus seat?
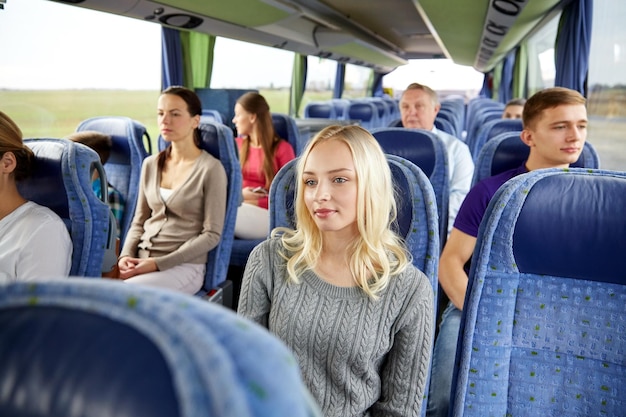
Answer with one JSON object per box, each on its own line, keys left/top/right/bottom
{"left": 201, "top": 109, "right": 224, "bottom": 124}
{"left": 471, "top": 132, "right": 600, "bottom": 186}
{"left": 435, "top": 117, "right": 458, "bottom": 138}
{"left": 469, "top": 118, "right": 523, "bottom": 159}
{"left": 268, "top": 154, "right": 439, "bottom": 416}
{"left": 158, "top": 121, "right": 242, "bottom": 304}
{"left": 344, "top": 101, "right": 380, "bottom": 130}
{"left": 19, "top": 138, "right": 112, "bottom": 277}
{"left": 436, "top": 108, "right": 462, "bottom": 138}
{"left": 450, "top": 168, "right": 626, "bottom": 417}
{"left": 0, "top": 279, "right": 321, "bottom": 417}
{"left": 366, "top": 98, "right": 391, "bottom": 126}
{"left": 329, "top": 98, "right": 351, "bottom": 120}
{"left": 272, "top": 112, "right": 305, "bottom": 156}
{"left": 304, "top": 101, "right": 336, "bottom": 119}
{"left": 370, "top": 127, "right": 450, "bottom": 246}
{"left": 75, "top": 116, "right": 151, "bottom": 245}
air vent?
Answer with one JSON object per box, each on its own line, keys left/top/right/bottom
{"left": 159, "top": 14, "right": 203, "bottom": 29}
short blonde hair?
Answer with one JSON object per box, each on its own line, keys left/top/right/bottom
{"left": 275, "top": 125, "right": 410, "bottom": 298}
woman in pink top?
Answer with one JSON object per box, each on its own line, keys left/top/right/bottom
{"left": 233, "top": 92, "right": 295, "bottom": 239}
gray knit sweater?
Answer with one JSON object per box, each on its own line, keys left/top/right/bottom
{"left": 238, "top": 238, "right": 434, "bottom": 417}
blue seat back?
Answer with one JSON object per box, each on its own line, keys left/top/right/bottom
{"left": 370, "top": 127, "right": 449, "bottom": 244}
{"left": 345, "top": 101, "right": 380, "bottom": 130}
{"left": 451, "top": 168, "right": 626, "bottom": 417}
{"left": 434, "top": 117, "right": 458, "bottom": 138}
{"left": 75, "top": 116, "right": 151, "bottom": 245}
{"left": 158, "top": 121, "right": 242, "bottom": 292}
{"left": 329, "top": 98, "right": 351, "bottom": 120}
{"left": 19, "top": 139, "right": 111, "bottom": 276}
{"left": 272, "top": 112, "right": 304, "bottom": 156}
{"left": 304, "top": 102, "right": 336, "bottom": 119}
{"left": 0, "top": 279, "right": 320, "bottom": 417}
{"left": 469, "top": 118, "right": 523, "bottom": 159}
{"left": 471, "top": 132, "right": 600, "bottom": 186}
{"left": 201, "top": 109, "right": 224, "bottom": 124}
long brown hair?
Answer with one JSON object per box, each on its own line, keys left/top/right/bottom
{"left": 236, "top": 92, "right": 281, "bottom": 188}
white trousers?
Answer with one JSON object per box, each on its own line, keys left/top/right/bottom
{"left": 124, "top": 263, "right": 205, "bottom": 295}
{"left": 234, "top": 202, "right": 270, "bottom": 239}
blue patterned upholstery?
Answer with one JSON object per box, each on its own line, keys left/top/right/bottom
{"left": 330, "top": 98, "right": 351, "bottom": 120}
{"left": 269, "top": 155, "right": 439, "bottom": 415}
{"left": 472, "top": 132, "right": 601, "bottom": 186}
{"left": 450, "top": 168, "right": 626, "bottom": 417}
{"left": 0, "top": 279, "right": 321, "bottom": 417}
{"left": 469, "top": 118, "right": 522, "bottom": 159}
{"left": 370, "top": 127, "right": 449, "bottom": 245}
{"left": 76, "top": 116, "right": 151, "bottom": 245}
{"left": 158, "top": 121, "right": 242, "bottom": 293}
{"left": 19, "top": 139, "right": 111, "bottom": 277}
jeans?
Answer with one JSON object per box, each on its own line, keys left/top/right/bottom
{"left": 426, "top": 301, "right": 462, "bottom": 417}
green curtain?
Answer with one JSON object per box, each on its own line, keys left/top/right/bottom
{"left": 180, "top": 31, "right": 216, "bottom": 89}
{"left": 290, "top": 53, "right": 307, "bottom": 117}
{"left": 513, "top": 43, "right": 528, "bottom": 98}
{"left": 492, "top": 61, "right": 503, "bottom": 102}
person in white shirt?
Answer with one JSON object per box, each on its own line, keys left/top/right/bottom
{"left": 0, "top": 111, "right": 72, "bottom": 282}
{"left": 399, "top": 83, "right": 474, "bottom": 234}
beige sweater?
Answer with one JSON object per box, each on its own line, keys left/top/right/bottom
{"left": 120, "top": 151, "right": 227, "bottom": 271}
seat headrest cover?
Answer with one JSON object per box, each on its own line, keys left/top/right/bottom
{"left": 513, "top": 173, "right": 626, "bottom": 284}
{"left": 0, "top": 306, "right": 180, "bottom": 417}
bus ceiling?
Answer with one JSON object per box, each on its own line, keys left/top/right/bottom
{"left": 48, "top": 0, "right": 568, "bottom": 73}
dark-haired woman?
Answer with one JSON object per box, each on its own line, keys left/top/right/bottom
{"left": 118, "top": 86, "right": 227, "bottom": 294}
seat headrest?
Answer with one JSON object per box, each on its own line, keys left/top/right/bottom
{"left": 0, "top": 306, "right": 180, "bottom": 417}
{"left": 513, "top": 172, "right": 626, "bottom": 284}
{"left": 371, "top": 129, "right": 436, "bottom": 176}
{"left": 18, "top": 141, "right": 69, "bottom": 218}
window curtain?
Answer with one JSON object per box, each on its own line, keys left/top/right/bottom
{"left": 512, "top": 44, "right": 528, "bottom": 99}
{"left": 479, "top": 72, "right": 493, "bottom": 98}
{"left": 498, "top": 50, "right": 516, "bottom": 103}
{"left": 554, "top": 0, "right": 593, "bottom": 96}
{"left": 370, "top": 71, "right": 385, "bottom": 97}
{"left": 161, "top": 27, "right": 184, "bottom": 90}
{"left": 333, "top": 63, "right": 346, "bottom": 98}
{"left": 290, "top": 54, "right": 307, "bottom": 117}
{"left": 180, "top": 31, "right": 216, "bottom": 89}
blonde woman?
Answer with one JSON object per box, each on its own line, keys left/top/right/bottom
{"left": 238, "top": 125, "right": 434, "bottom": 417}
{"left": 0, "top": 111, "right": 72, "bottom": 281}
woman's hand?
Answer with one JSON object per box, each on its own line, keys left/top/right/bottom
{"left": 118, "top": 256, "right": 158, "bottom": 279}
{"left": 242, "top": 186, "right": 266, "bottom": 205}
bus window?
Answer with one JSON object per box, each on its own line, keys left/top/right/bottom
{"left": 211, "top": 37, "right": 293, "bottom": 114}
{"left": 299, "top": 57, "right": 336, "bottom": 117}
{"left": 588, "top": 1, "right": 626, "bottom": 171}
{"left": 343, "top": 63, "right": 371, "bottom": 99}
{"left": 526, "top": 13, "right": 560, "bottom": 95}
{"left": 0, "top": 0, "right": 161, "bottom": 140}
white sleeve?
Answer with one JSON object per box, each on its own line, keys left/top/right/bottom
{"left": 17, "top": 217, "right": 73, "bottom": 281}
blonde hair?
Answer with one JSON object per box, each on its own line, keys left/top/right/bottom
{"left": 0, "top": 111, "right": 33, "bottom": 181}
{"left": 274, "top": 125, "right": 411, "bottom": 298}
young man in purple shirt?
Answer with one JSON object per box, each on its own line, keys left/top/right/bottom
{"left": 426, "top": 87, "right": 589, "bottom": 417}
